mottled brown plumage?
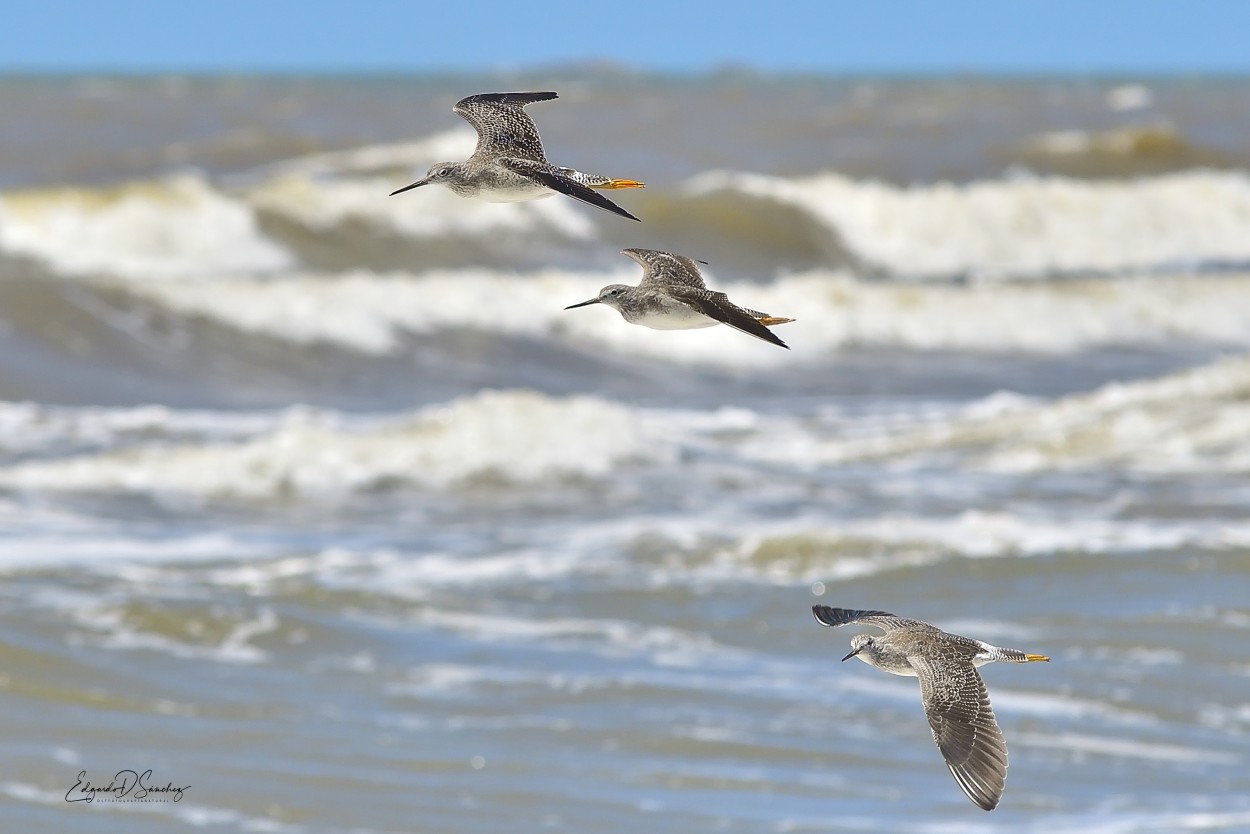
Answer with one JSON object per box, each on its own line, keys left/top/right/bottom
{"left": 564, "top": 248, "right": 795, "bottom": 349}
{"left": 812, "top": 605, "right": 1050, "bottom": 811}
{"left": 389, "top": 92, "right": 644, "bottom": 221}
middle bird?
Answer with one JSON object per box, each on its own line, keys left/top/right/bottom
{"left": 389, "top": 91, "right": 644, "bottom": 222}
{"left": 564, "top": 248, "right": 795, "bottom": 349}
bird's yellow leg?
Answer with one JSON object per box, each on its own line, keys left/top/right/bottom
{"left": 756, "top": 316, "right": 796, "bottom": 327}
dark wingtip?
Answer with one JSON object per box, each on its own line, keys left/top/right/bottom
{"left": 513, "top": 163, "right": 642, "bottom": 221}
{"left": 462, "top": 91, "right": 559, "bottom": 105}
{"left": 813, "top": 606, "right": 897, "bottom": 627}
{"left": 761, "top": 329, "right": 790, "bottom": 349}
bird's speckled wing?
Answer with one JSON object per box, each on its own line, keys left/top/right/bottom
{"left": 912, "top": 654, "right": 1009, "bottom": 811}
{"left": 669, "top": 286, "right": 790, "bottom": 349}
{"left": 621, "top": 249, "right": 710, "bottom": 291}
{"left": 454, "top": 92, "right": 556, "bottom": 163}
{"left": 811, "top": 606, "right": 942, "bottom": 634}
{"left": 497, "top": 158, "right": 640, "bottom": 221}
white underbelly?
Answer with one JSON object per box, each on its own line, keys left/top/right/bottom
{"left": 855, "top": 655, "right": 919, "bottom": 676}
{"left": 631, "top": 309, "right": 719, "bottom": 331}
{"left": 478, "top": 185, "right": 555, "bottom": 203}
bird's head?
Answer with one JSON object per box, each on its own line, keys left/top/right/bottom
{"left": 389, "top": 162, "right": 461, "bottom": 196}
{"left": 842, "top": 634, "right": 874, "bottom": 663}
{"left": 564, "top": 284, "right": 631, "bottom": 313}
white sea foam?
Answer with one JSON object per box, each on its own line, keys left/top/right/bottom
{"left": 0, "top": 522, "right": 292, "bottom": 571}
{"left": 739, "top": 354, "right": 1250, "bottom": 473}
{"left": 108, "top": 266, "right": 1250, "bottom": 359}
{"left": 66, "top": 603, "right": 278, "bottom": 665}
{"left": 166, "top": 509, "right": 1250, "bottom": 595}
{"left": 1106, "top": 83, "right": 1154, "bottom": 111}
{"left": 266, "top": 128, "right": 477, "bottom": 178}
{"left": 714, "top": 511, "right": 1243, "bottom": 584}
{"left": 0, "top": 401, "right": 281, "bottom": 457}
{"left": 684, "top": 168, "right": 1250, "bottom": 279}
{"left": 1016, "top": 731, "right": 1240, "bottom": 765}
{"left": 1023, "top": 125, "right": 1182, "bottom": 157}
{"left": 0, "top": 173, "right": 291, "bottom": 279}
{"left": 0, "top": 390, "right": 670, "bottom": 499}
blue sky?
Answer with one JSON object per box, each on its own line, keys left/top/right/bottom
{"left": 3, "top": 1, "right": 1249, "bottom": 75}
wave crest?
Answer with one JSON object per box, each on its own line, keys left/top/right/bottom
{"left": 0, "top": 174, "right": 291, "bottom": 279}
{"left": 0, "top": 391, "right": 669, "bottom": 500}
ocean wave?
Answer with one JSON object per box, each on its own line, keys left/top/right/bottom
{"left": 195, "top": 510, "right": 1250, "bottom": 592}
{"left": 740, "top": 354, "right": 1250, "bottom": 474}
{"left": 1023, "top": 125, "right": 1200, "bottom": 159}
{"left": 108, "top": 267, "right": 1250, "bottom": 358}
{"left": 245, "top": 149, "right": 1250, "bottom": 280}
{"left": 675, "top": 168, "right": 1250, "bottom": 280}
{"left": 0, "top": 401, "right": 279, "bottom": 461}
{"left": 1016, "top": 124, "right": 1231, "bottom": 179}
{"left": 0, "top": 390, "right": 671, "bottom": 500}
{"left": 7, "top": 144, "right": 1250, "bottom": 284}
{"left": 713, "top": 512, "right": 1242, "bottom": 583}
{"left": 0, "top": 173, "right": 291, "bottom": 279}
{"left": 1014, "top": 731, "right": 1241, "bottom": 765}
{"left": 4, "top": 354, "right": 1248, "bottom": 511}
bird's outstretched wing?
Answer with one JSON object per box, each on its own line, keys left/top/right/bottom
{"left": 669, "top": 287, "right": 790, "bottom": 349}
{"left": 811, "top": 606, "right": 940, "bottom": 633}
{"left": 621, "top": 249, "right": 710, "bottom": 290}
{"left": 499, "top": 158, "right": 641, "bottom": 221}
{"left": 454, "top": 91, "right": 557, "bottom": 163}
{"left": 913, "top": 654, "right": 1009, "bottom": 811}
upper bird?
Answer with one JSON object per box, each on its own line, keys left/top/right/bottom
{"left": 812, "top": 605, "right": 1050, "bottom": 811}
{"left": 389, "top": 92, "right": 644, "bottom": 222}
{"left": 564, "top": 248, "right": 795, "bottom": 349}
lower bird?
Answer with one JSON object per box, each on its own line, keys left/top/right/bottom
{"left": 812, "top": 605, "right": 1050, "bottom": 811}
{"left": 389, "top": 91, "right": 644, "bottom": 221}
{"left": 564, "top": 248, "right": 795, "bottom": 349}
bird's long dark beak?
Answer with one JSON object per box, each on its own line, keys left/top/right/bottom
{"left": 563, "top": 298, "right": 601, "bottom": 310}
{"left": 841, "top": 647, "right": 863, "bottom": 662}
{"left": 389, "top": 177, "right": 431, "bottom": 197}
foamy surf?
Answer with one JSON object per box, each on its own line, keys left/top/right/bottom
{"left": 4, "top": 355, "right": 1249, "bottom": 507}
{"left": 0, "top": 173, "right": 291, "bottom": 279}
{"left": 0, "top": 390, "right": 670, "bottom": 500}
{"left": 679, "top": 168, "right": 1250, "bottom": 279}
{"left": 74, "top": 267, "right": 1250, "bottom": 361}
{"left": 733, "top": 354, "right": 1250, "bottom": 473}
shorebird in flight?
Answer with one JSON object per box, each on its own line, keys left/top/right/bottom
{"left": 813, "top": 606, "right": 1050, "bottom": 810}
{"left": 564, "top": 248, "right": 795, "bottom": 349}
{"left": 389, "top": 91, "right": 644, "bottom": 221}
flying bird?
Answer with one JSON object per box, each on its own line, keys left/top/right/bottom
{"left": 389, "top": 91, "right": 644, "bottom": 221}
{"left": 564, "top": 248, "right": 795, "bottom": 349}
{"left": 812, "top": 605, "right": 1050, "bottom": 810}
